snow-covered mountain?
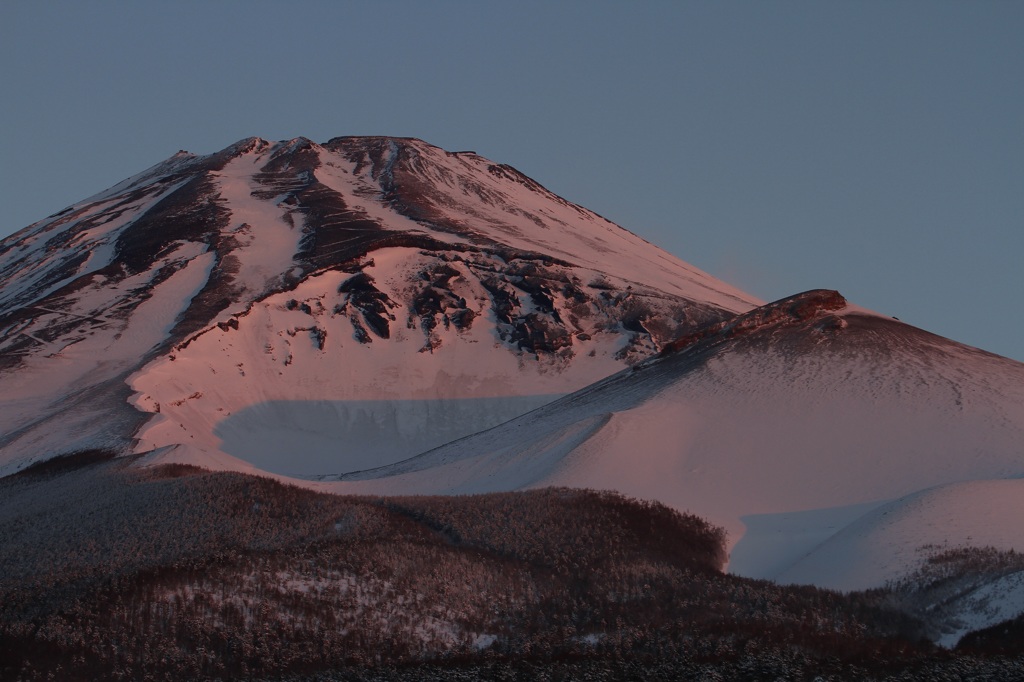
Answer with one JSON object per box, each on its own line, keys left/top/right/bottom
{"left": 3, "top": 136, "right": 1024, "bottom": 642}
{"left": 0, "top": 136, "right": 756, "bottom": 476}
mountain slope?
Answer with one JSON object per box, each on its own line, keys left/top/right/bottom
{"left": 317, "top": 290, "right": 1024, "bottom": 594}
{"left": 0, "top": 136, "right": 758, "bottom": 475}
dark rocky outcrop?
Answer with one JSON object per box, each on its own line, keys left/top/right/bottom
{"left": 660, "top": 289, "right": 848, "bottom": 356}
{"left": 336, "top": 272, "right": 395, "bottom": 342}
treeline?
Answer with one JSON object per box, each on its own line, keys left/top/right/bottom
{"left": 885, "top": 544, "right": 1024, "bottom": 646}
{"left": 0, "top": 454, "right": 1020, "bottom": 680}
{"left": 958, "top": 612, "right": 1024, "bottom": 657}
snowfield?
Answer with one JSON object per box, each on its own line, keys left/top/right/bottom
{"left": 777, "top": 479, "right": 1024, "bottom": 591}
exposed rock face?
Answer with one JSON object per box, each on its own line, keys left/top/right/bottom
{"left": 660, "top": 289, "right": 848, "bottom": 356}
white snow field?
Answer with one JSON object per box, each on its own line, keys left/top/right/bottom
{"left": 777, "top": 479, "right": 1024, "bottom": 591}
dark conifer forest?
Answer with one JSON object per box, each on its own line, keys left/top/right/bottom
{"left": 1, "top": 453, "right": 1021, "bottom": 681}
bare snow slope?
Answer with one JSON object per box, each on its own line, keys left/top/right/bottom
{"left": 320, "top": 290, "right": 1024, "bottom": 592}
{"left": 778, "top": 479, "right": 1024, "bottom": 589}
{"left": 0, "top": 136, "right": 757, "bottom": 475}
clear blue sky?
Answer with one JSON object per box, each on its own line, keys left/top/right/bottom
{"left": 2, "top": 1, "right": 1022, "bottom": 361}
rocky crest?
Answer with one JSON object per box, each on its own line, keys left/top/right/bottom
{"left": 659, "top": 289, "right": 848, "bottom": 357}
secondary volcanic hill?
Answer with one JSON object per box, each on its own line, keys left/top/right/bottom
{"left": 324, "top": 288, "right": 1024, "bottom": 631}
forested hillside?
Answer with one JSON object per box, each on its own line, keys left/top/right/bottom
{"left": 0, "top": 454, "right": 1020, "bottom": 681}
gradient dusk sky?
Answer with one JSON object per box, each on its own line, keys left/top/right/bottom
{"left": 2, "top": 1, "right": 1021, "bottom": 361}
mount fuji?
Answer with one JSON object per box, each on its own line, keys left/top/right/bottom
{"left": 0, "top": 136, "right": 755, "bottom": 477}
{"left": 2, "top": 136, "right": 1023, "bottom": 646}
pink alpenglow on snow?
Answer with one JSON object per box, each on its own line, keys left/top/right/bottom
{"left": 2, "top": 136, "right": 1023, "bottom": 645}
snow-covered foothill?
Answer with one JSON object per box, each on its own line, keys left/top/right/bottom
{"left": 777, "top": 479, "right": 1024, "bottom": 591}
{"left": 319, "top": 292, "right": 1024, "bottom": 604}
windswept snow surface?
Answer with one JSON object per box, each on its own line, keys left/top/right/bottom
{"left": 777, "top": 479, "right": 1024, "bottom": 591}
{"left": 317, "top": 294, "right": 1024, "bottom": 598}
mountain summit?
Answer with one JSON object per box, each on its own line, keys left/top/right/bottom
{"left": 0, "top": 136, "right": 757, "bottom": 476}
